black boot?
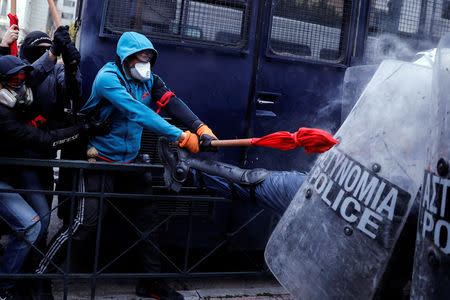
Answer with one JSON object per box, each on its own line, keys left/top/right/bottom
{"left": 16, "top": 237, "right": 54, "bottom": 300}
{"left": 157, "top": 137, "right": 190, "bottom": 192}
{"left": 158, "top": 137, "right": 269, "bottom": 191}
{"left": 135, "top": 279, "right": 184, "bottom": 300}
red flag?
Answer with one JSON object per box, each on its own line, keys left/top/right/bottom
{"left": 249, "top": 127, "right": 339, "bottom": 153}
{"left": 7, "top": 13, "right": 18, "bottom": 57}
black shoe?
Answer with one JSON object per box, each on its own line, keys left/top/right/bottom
{"left": 158, "top": 137, "right": 190, "bottom": 192}
{"left": 135, "top": 279, "right": 184, "bottom": 300}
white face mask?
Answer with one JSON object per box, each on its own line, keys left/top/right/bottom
{"left": 0, "top": 86, "right": 33, "bottom": 108}
{"left": 130, "top": 62, "right": 151, "bottom": 81}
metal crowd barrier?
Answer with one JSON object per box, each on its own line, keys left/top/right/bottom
{"left": 0, "top": 157, "right": 269, "bottom": 299}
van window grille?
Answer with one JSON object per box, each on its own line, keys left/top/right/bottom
{"left": 365, "top": 0, "right": 450, "bottom": 63}
{"left": 100, "top": 0, "right": 250, "bottom": 49}
{"left": 269, "top": 0, "right": 352, "bottom": 63}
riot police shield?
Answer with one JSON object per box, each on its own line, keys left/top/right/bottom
{"left": 341, "top": 64, "right": 378, "bottom": 123}
{"left": 411, "top": 34, "right": 450, "bottom": 300}
{"left": 265, "top": 60, "right": 434, "bottom": 300}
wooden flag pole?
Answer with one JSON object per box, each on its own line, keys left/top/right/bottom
{"left": 47, "top": 0, "right": 62, "bottom": 27}
{"left": 210, "top": 139, "right": 252, "bottom": 147}
{"left": 10, "top": 0, "right": 16, "bottom": 15}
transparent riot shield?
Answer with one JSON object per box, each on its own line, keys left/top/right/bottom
{"left": 411, "top": 34, "right": 450, "bottom": 300}
{"left": 341, "top": 64, "right": 378, "bottom": 123}
{"left": 265, "top": 60, "right": 434, "bottom": 300}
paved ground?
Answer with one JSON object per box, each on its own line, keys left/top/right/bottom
{"left": 52, "top": 277, "right": 293, "bottom": 300}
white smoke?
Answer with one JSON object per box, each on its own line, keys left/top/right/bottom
{"left": 365, "top": 33, "right": 435, "bottom": 64}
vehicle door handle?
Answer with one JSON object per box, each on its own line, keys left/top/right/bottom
{"left": 257, "top": 99, "right": 275, "bottom": 105}
{"left": 255, "top": 91, "right": 280, "bottom": 117}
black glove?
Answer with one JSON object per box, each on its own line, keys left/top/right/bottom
{"left": 77, "top": 113, "right": 112, "bottom": 136}
{"left": 50, "top": 26, "right": 71, "bottom": 56}
{"left": 199, "top": 134, "right": 218, "bottom": 152}
{"left": 62, "top": 42, "right": 80, "bottom": 73}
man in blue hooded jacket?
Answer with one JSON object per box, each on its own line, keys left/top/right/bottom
{"left": 36, "top": 32, "right": 217, "bottom": 300}
{"left": 81, "top": 31, "right": 214, "bottom": 161}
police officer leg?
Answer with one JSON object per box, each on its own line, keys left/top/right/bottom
{"left": 158, "top": 136, "right": 269, "bottom": 189}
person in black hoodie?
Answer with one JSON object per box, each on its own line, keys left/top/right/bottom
{"left": 19, "top": 27, "right": 82, "bottom": 129}
{"left": 1, "top": 26, "right": 82, "bottom": 136}
{"left": 18, "top": 27, "right": 84, "bottom": 226}
{"left": 1, "top": 25, "right": 87, "bottom": 299}
{"left": 0, "top": 55, "right": 107, "bottom": 299}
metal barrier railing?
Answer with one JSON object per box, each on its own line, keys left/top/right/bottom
{"left": 0, "top": 157, "right": 269, "bottom": 299}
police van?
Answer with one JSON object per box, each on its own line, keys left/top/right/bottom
{"left": 3, "top": 0, "right": 450, "bottom": 297}
{"left": 74, "top": 0, "right": 449, "bottom": 257}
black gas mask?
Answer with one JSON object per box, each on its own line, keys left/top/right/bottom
{"left": 0, "top": 71, "right": 33, "bottom": 108}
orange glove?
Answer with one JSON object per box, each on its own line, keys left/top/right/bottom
{"left": 197, "top": 124, "right": 218, "bottom": 151}
{"left": 196, "top": 124, "right": 217, "bottom": 139}
{"left": 179, "top": 131, "right": 200, "bottom": 153}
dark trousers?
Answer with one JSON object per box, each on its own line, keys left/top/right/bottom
{"left": 36, "top": 164, "right": 160, "bottom": 274}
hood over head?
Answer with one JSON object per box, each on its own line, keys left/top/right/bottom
{"left": 19, "top": 31, "right": 53, "bottom": 63}
{"left": 0, "top": 55, "right": 33, "bottom": 76}
{"left": 116, "top": 32, "right": 158, "bottom": 67}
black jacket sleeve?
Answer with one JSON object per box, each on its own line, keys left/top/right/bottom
{"left": 57, "top": 64, "right": 84, "bottom": 113}
{"left": 0, "top": 106, "right": 82, "bottom": 152}
{"left": 151, "top": 74, "right": 203, "bottom": 131}
{"left": 0, "top": 46, "right": 10, "bottom": 56}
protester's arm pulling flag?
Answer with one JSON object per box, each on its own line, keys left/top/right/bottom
{"left": 7, "top": 0, "right": 19, "bottom": 56}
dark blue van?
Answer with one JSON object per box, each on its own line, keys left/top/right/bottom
{"left": 76, "top": 0, "right": 450, "bottom": 270}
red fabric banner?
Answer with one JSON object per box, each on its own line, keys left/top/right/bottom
{"left": 7, "top": 13, "right": 18, "bottom": 57}
{"left": 250, "top": 127, "right": 339, "bottom": 153}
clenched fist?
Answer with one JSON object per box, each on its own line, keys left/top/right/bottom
{"left": 0, "top": 25, "right": 19, "bottom": 47}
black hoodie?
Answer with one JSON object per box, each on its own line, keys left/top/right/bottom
{"left": 19, "top": 31, "right": 52, "bottom": 63}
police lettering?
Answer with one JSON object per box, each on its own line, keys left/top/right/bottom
{"left": 420, "top": 172, "right": 450, "bottom": 254}
{"left": 308, "top": 149, "right": 404, "bottom": 239}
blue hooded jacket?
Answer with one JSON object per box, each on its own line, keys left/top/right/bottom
{"left": 81, "top": 32, "right": 183, "bottom": 162}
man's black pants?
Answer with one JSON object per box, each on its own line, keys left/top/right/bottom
{"left": 36, "top": 164, "right": 160, "bottom": 274}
